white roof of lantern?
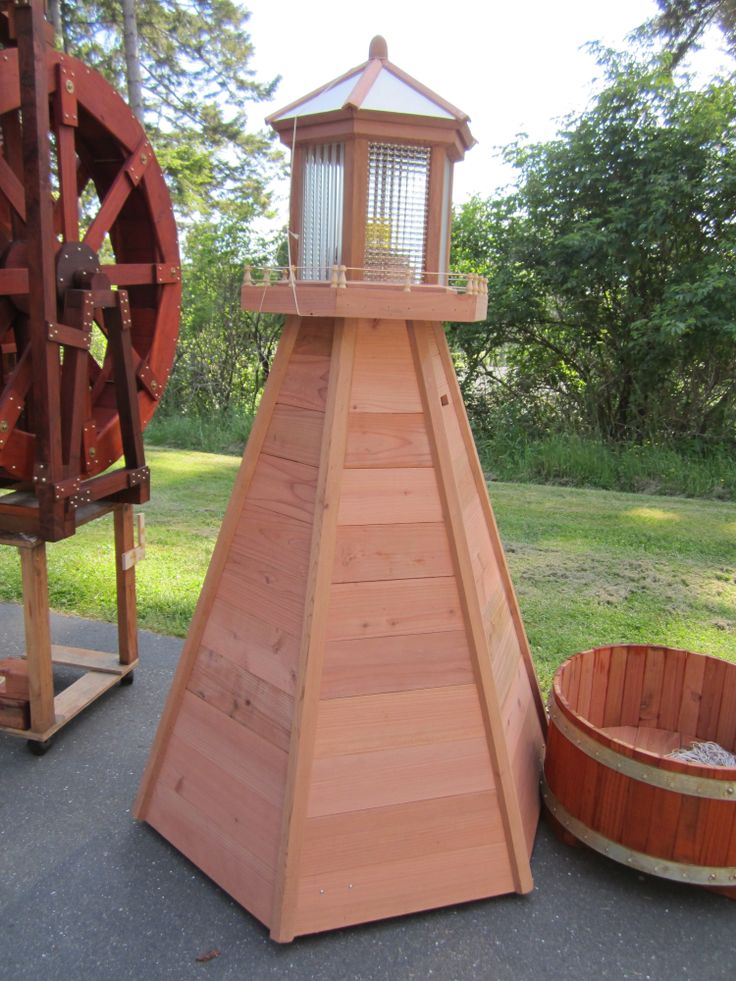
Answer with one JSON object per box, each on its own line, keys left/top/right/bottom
{"left": 268, "top": 36, "right": 468, "bottom": 126}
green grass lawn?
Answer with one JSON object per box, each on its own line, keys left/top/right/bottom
{"left": 1, "top": 446, "right": 733, "bottom": 694}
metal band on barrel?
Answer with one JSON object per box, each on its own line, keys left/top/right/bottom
{"left": 548, "top": 699, "right": 736, "bottom": 801}
{"left": 542, "top": 779, "right": 736, "bottom": 888}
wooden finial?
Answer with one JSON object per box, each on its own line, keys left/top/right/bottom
{"left": 369, "top": 36, "right": 388, "bottom": 60}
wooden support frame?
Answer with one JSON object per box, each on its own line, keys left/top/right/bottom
{"left": 0, "top": 503, "right": 139, "bottom": 747}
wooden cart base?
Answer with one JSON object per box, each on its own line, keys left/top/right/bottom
{"left": 0, "top": 504, "right": 141, "bottom": 750}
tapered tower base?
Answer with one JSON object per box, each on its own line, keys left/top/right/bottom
{"left": 135, "top": 317, "right": 546, "bottom": 942}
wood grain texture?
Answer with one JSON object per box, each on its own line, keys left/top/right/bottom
{"left": 247, "top": 454, "right": 318, "bottom": 524}
{"left": 200, "top": 597, "right": 299, "bottom": 696}
{"left": 429, "top": 322, "right": 546, "bottom": 736}
{"left": 321, "top": 629, "right": 473, "bottom": 699}
{"left": 307, "top": 736, "right": 496, "bottom": 817}
{"left": 337, "top": 467, "right": 443, "bottom": 525}
{"left": 188, "top": 647, "right": 293, "bottom": 752}
{"left": 326, "top": 576, "right": 463, "bottom": 642}
{"left": 262, "top": 403, "right": 325, "bottom": 468}
{"left": 350, "top": 320, "right": 422, "bottom": 412}
{"left": 134, "top": 319, "right": 302, "bottom": 818}
{"left": 299, "top": 791, "right": 504, "bottom": 876}
{"left": 277, "top": 321, "right": 332, "bottom": 412}
{"left": 409, "top": 322, "right": 535, "bottom": 895}
{"left": 344, "top": 412, "right": 432, "bottom": 468}
{"left": 157, "top": 732, "right": 281, "bottom": 873}
{"left": 173, "top": 690, "right": 288, "bottom": 808}
{"left": 314, "top": 684, "right": 487, "bottom": 758}
{"left": 332, "top": 522, "right": 453, "bottom": 583}
{"left": 293, "top": 841, "right": 514, "bottom": 936}
{"left": 230, "top": 504, "right": 312, "bottom": 579}
{"left": 271, "top": 320, "right": 358, "bottom": 942}
{"left": 146, "top": 783, "right": 274, "bottom": 926}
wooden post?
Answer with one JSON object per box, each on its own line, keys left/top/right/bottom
{"left": 19, "top": 541, "right": 56, "bottom": 733}
{"left": 114, "top": 504, "right": 138, "bottom": 666}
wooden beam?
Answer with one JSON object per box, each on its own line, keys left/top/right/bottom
{"left": 430, "top": 322, "right": 547, "bottom": 735}
{"left": 408, "top": 321, "right": 533, "bottom": 895}
{"left": 270, "top": 318, "right": 357, "bottom": 943}
{"left": 20, "top": 541, "right": 56, "bottom": 734}
{"left": 133, "top": 318, "right": 302, "bottom": 820}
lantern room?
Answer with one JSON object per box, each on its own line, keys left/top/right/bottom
{"left": 242, "top": 37, "right": 485, "bottom": 320}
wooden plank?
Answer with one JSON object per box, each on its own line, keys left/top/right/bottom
{"left": 146, "top": 783, "right": 273, "bottom": 927}
{"left": 158, "top": 732, "right": 281, "bottom": 874}
{"left": 337, "top": 467, "right": 442, "bottom": 525}
{"left": 300, "top": 791, "right": 504, "bottom": 876}
{"left": 429, "top": 322, "right": 546, "bottom": 735}
{"left": 326, "top": 576, "right": 463, "bottom": 642}
{"left": 307, "top": 736, "right": 495, "bottom": 817}
{"left": 321, "top": 629, "right": 473, "bottom": 699}
{"left": 619, "top": 646, "right": 647, "bottom": 727}
{"left": 133, "top": 320, "right": 301, "bottom": 819}
{"left": 262, "top": 403, "right": 324, "bottom": 468}
{"left": 639, "top": 646, "right": 666, "bottom": 728}
{"left": 271, "top": 319, "right": 358, "bottom": 943}
{"left": 173, "top": 690, "right": 287, "bottom": 808}
{"left": 200, "top": 597, "right": 299, "bottom": 696}
{"left": 696, "top": 655, "right": 727, "bottom": 741}
{"left": 20, "top": 543, "right": 55, "bottom": 733}
{"left": 114, "top": 505, "right": 138, "bottom": 665}
{"left": 219, "top": 551, "right": 308, "bottom": 639}
{"left": 344, "top": 412, "right": 432, "bottom": 468}
{"left": 188, "top": 647, "right": 294, "bottom": 752}
{"left": 588, "top": 647, "right": 612, "bottom": 728}
{"left": 576, "top": 649, "right": 596, "bottom": 724}
{"left": 332, "top": 521, "right": 453, "bottom": 583}
{"left": 293, "top": 841, "right": 514, "bottom": 937}
{"left": 53, "top": 670, "right": 120, "bottom": 723}
{"left": 314, "top": 684, "right": 486, "bottom": 758}
{"left": 51, "top": 645, "right": 127, "bottom": 674}
{"left": 247, "top": 454, "right": 318, "bottom": 523}
{"left": 715, "top": 663, "right": 736, "bottom": 752}
{"left": 409, "top": 322, "right": 534, "bottom": 896}
{"left": 677, "top": 651, "right": 706, "bottom": 740}
{"left": 656, "top": 648, "right": 687, "bottom": 733}
{"left": 349, "top": 320, "right": 422, "bottom": 412}
{"left": 597, "top": 647, "right": 626, "bottom": 726}
{"left": 510, "top": 704, "right": 544, "bottom": 851}
{"left": 278, "top": 355, "right": 332, "bottom": 412}
{"left": 230, "top": 503, "right": 312, "bottom": 580}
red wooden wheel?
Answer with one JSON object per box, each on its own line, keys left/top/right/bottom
{"left": 0, "top": 46, "right": 180, "bottom": 481}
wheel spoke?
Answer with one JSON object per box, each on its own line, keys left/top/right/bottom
{"left": 0, "top": 151, "right": 26, "bottom": 222}
{"left": 83, "top": 138, "right": 151, "bottom": 253}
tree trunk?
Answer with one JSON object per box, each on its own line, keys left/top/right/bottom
{"left": 47, "top": 0, "right": 62, "bottom": 40}
{"left": 121, "top": 0, "right": 144, "bottom": 122}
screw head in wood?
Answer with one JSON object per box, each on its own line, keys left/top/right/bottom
{"left": 65, "top": 79, "right": 75, "bottom": 94}
{"left": 0, "top": 420, "right": 8, "bottom": 433}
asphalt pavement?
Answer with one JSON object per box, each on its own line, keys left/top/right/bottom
{"left": 1, "top": 601, "right": 733, "bottom": 981}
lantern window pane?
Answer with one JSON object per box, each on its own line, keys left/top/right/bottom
{"left": 365, "top": 143, "right": 430, "bottom": 283}
{"left": 301, "top": 143, "right": 344, "bottom": 281}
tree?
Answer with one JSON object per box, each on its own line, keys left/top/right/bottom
{"left": 163, "top": 217, "right": 283, "bottom": 417}
{"left": 54, "top": 1, "right": 281, "bottom": 220}
{"left": 647, "top": 1, "right": 736, "bottom": 66}
{"left": 451, "top": 52, "right": 736, "bottom": 445}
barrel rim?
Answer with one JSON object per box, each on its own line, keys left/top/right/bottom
{"left": 551, "top": 644, "right": 736, "bottom": 783}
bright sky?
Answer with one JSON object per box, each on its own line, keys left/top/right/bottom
{"left": 246, "top": 0, "right": 729, "bottom": 218}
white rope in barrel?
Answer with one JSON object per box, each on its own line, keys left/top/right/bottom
{"left": 668, "top": 741, "right": 736, "bottom": 766}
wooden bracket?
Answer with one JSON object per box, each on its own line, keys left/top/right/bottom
{"left": 121, "top": 511, "right": 145, "bottom": 570}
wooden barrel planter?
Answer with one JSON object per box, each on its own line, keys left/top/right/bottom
{"left": 543, "top": 644, "right": 736, "bottom": 896}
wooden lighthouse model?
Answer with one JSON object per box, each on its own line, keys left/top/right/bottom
{"left": 135, "top": 37, "right": 546, "bottom": 942}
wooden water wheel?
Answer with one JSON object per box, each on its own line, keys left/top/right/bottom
{"left": 0, "top": 2, "right": 180, "bottom": 540}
